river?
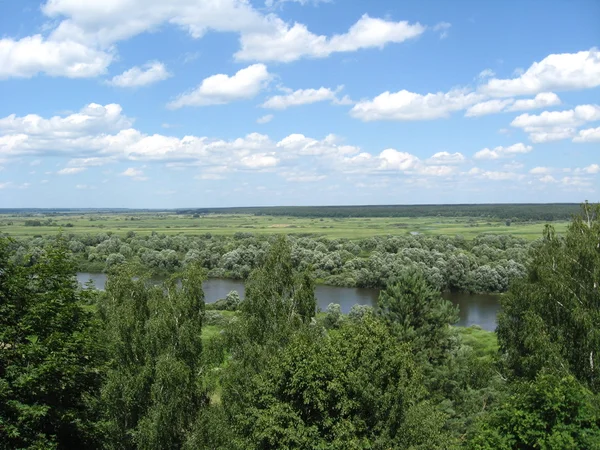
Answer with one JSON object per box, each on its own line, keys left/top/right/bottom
{"left": 77, "top": 273, "right": 500, "bottom": 331}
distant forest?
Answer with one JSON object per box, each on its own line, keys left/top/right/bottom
{"left": 178, "top": 203, "right": 582, "bottom": 221}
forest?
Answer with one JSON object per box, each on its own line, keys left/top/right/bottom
{"left": 9, "top": 231, "right": 532, "bottom": 293}
{"left": 178, "top": 203, "right": 581, "bottom": 221}
{"left": 1, "top": 203, "right": 599, "bottom": 449}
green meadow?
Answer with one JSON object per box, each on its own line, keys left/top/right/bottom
{"left": 0, "top": 211, "right": 568, "bottom": 240}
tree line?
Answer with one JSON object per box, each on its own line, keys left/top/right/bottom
{"left": 8, "top": 232, "right": 533, "bottom": 294}
{"left": 1, "top": 203, "right": 599, "bottom": 448}
{"left": 177, "top": 203, "right": 581, "bottom": 221}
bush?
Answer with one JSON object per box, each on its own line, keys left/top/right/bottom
{"left": 323, "top": 303, "right": 343, "bottom": 329}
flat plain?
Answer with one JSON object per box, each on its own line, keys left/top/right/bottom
{"left": 0, "top": 211, "right": 570, "bottom": 240}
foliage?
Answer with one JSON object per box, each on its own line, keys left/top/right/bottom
{"left": 497, "top": 202, "right": 600, "bottom": 392}
{"left": 97, "top": 262, "right": 207, "bottom": 449}
{"left": 469, "top": 373, "right": 600, "bottom": 449}
{"left": 11, "top": 231, "right": 531, "bottom": 294}
{"left": 377, "top": 271, "right": 459, "bottom": 364}
{"left": 0, "top": 236, "right": 104, "bottom": 449}
{"left": 222, "top": 319, "right": 452, "bottom": 449}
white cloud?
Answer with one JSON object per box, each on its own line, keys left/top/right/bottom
{"left": 426, "top": 151, "right": 465, "bottom": 164}
{"left": 58, "top": 167, "right": 86, "bottom": 175}
{"left": 417, "top": 165, "right": 456, "bottom": 176}
{"left": 539, "top": 175, "right": 557, "bottom": 183}
{"left": 167, "top": 64, "right": 271, "bottom": 108}
{"left": 573, "top": 126, "right": 600, "bottom": 143}
{"left": 235, "top": 14, "right": 425, "bottom": 62}
{"left": 579, "top": 164, "right": 600, "bottom": 174}
{"left": 262, "top": 86, "right": 344, "bottom": 109}
{"left": 121, "top": 167, "right": 148, "bottom": 181}
{"left": 529, "top": 166, "right": 551, "bottom": 174}
{"left": 351, "top": 89, "right": 482, "bottom": 121}
{"left": 0, "top": 34, "right": 112, "bottom": 79}
{"left": 108, "top": 61, "right": 171, "bottom": 87}
{"left": 76, "top": 184, "right": 96, "bottom": 189}
{"left": 0, "top": 0, "right": 421, "bottom": 80}
{"left": 474, "top": 143, "right": 532, "bottom": 160}
{"left": 481, "top": 49, "right": 600, "bottom": 97}
{"left": 433, "top": 22, "right": 451, "bottom": 39}
{"left": 0, "top": 103, "right": 132, "bottom": 158}
{"left": 478, "top": 69, "right": 495, "bottom": 79}
{"left": 506, "top": 92, "right": 561, "bottom": 111}
{"left": 511, "top": 104, "right": 600, "bottom": 143}
{"left": 378, "top": 149, "right": 420, "bottom": 171}
{"left": 465, "top": 99, "right": 514, "bottom": 117}
{"left": 256, "top": 114, "right": 274, "bottom": 124}
{"left": 468, "top": 168, "right": 522, "bottom": 181}
{"left": 240, "top": 154, "right": 278, "bottom": 169}
{"left": 0, "top": 102, "right": 497, "bottom": 185}
{"left": 465, "top": 92, "right": 561, "bottom": 117}
{"left": 561, "top": 176, "right": 593, "bottom": 187}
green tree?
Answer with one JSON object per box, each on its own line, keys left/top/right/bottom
{"left": 469, "top": 373, "right": 600, "bottom": 449}
{"left": 98, "top": 263, "right": 206, "bottom": 449}
{"left": 497, "top": 203, "right": 600, "bottom": 392}
{"left": 227, "top": 317, "right": 451, "bottom": 449}
{"left": 0, "top": 237, "right": 104, "bottom": 449}
{"left": 377, "top": 271, "right": 459, "bottom": 364}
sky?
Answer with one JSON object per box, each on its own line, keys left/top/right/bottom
{"left": 0, "top": 0, "right": 599, "bottom": 208}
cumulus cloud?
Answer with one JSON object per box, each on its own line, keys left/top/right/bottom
{"left": 351, "top": 89, "right": 482, "bottom": 121}
{"left": 1, "top": 0, "right": 425, "bottom": 79}
{"left": 121, "top": 167, "right": 148, "bottom": 181}
{"left": 539, "top": 175, "right": 557, "bottom": 183}
{"left": 511, "top": 104, "right": 600, "bottom": 143}
{"left": 529, "top": 166, "right": 551, "bottom": 174}
{"left": 426, "top": 151, "right": 465, "bottom": 164}
{"left": 468, "top": 167, "right": 522, "bottom": 181}
{"left": 167, "top": 64, "right": 271, "bottom": 108}
{"left": 262, "top": 86, "right": 344, "bottom": 109}
{"left": 478, "top": 69, "right": 495, "bottom": 79}
{"left": 481, "top": 49, "right": 600, "bottom": 97}
{"left": 506, "top": 92, "right": 561, "bottom": 111}
{"left": 256, "top": 114, "right": 274, "bottom": 124}
{"left": 573, "top": 126, "right": 600, "bottom": 143}
{"left": 1, "top": 102, "right": 546, "bottom": 188}
{"left": 474, "top": 143, "right": 532, "bottom": 160}
{"left": 235, "top": 14, "right": 425, "bottom": 62}
{"left": 465, "top": 99, "right": 514, "bottom": 117}
{"left": 0, "top": 34, "right": 112, "bottom": 79}
{"left": 465, "top": 92, "right": 561, "bottom": 117}
{"left": 108, "top": 61, "right": 171, "bottom": 87}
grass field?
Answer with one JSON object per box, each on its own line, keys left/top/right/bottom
{"left": 0, "top": 211, "right": 569, "bottom": 240}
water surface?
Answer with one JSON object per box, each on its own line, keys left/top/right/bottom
{"left": 77, "top": 273, "right": 500, "bottom": 331}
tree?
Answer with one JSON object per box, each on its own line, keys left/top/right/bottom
{"left": 98, "top": 262, "right": 206, "bottom": 449}
{"left": 226, "top": 318, "right": 451, "bottom": 449}
{"left": 497, "top": 203, "right": 600, "bottom": 392}
{"left": 469, "top": 373, "right": 600, "bottom": 449}
{"left": 0, "top": 237, "right": 104, "bottom": 449}
{"left": 377, "top": 271, "right": 459, "bottom": 364}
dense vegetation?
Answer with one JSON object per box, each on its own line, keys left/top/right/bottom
{"left": 1, "top": 203, "right": 599, "bottom": 449}
{"left": 9, "top": 232, "right": 533, "bottom": 293}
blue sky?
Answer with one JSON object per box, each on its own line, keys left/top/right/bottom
{"left": 0, "top": 0, "right": 599, "bottom": 208}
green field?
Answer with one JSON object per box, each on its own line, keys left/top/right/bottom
{"left": 0, "top": 211, "right": 569, "bottom": 240}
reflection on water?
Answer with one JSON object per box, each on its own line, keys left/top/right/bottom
{"left": 77, "top": 273, "right": 500, "bottom": 331}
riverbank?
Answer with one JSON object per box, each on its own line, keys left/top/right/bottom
{"left": 77, "top": 272, "right": 500, "bottom": 331}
